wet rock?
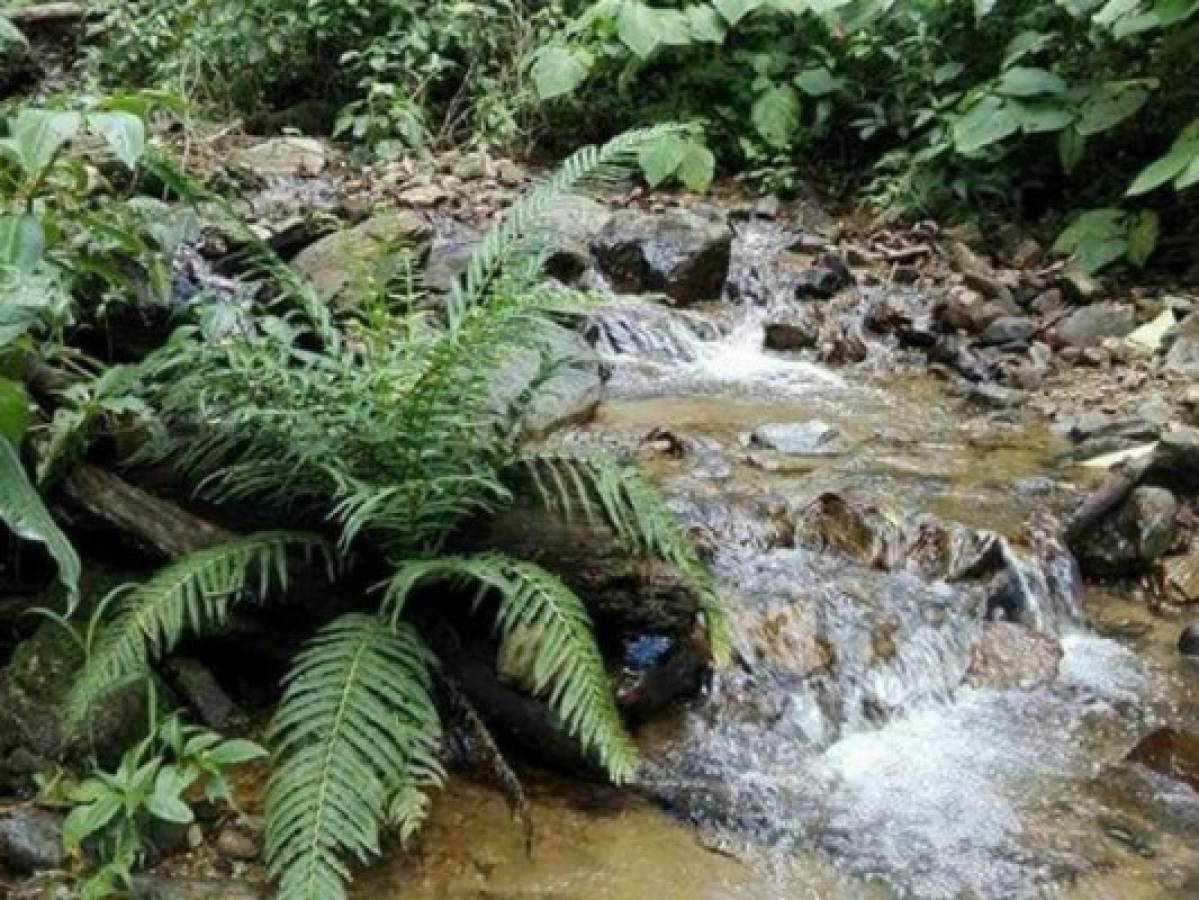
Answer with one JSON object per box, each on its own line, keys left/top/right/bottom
{"left": 1054, "top": 302, "right": 1135, "bottom": 348}
{"left": 1165, "top": 555, "right": 1199, "bottom": 604}
{"left": 1180, "top": 624, "right": 1199, "bottom": 656}
{"left": 749, "top": 421, "right": 846, "bottom": 456}
{"left": 764, "top": 311, "right": 822, "bottom": 351}
{"left": 979, "top": 316, "right": 1036, "bottom": 346}
{"left": 1145, "top": 427, "right": 1199, "bottom": 494}
{"left": 229, "top": 137, "right": 328, "bottom": 178}
{"left": 793, "top": 254, "right": 851, "bottom": 300}
{"left": 0, "top": 808, "right": 65, "bottom": 874}
{"left": 965, "top": 622, "right": 1062, "bottom": 690}
{"left": 733, "top": 601, "right": 832, "bottom": 677}
{"left": 1072, "top": 486, "right": 1178, "bottom": 576}
{"left": 616, "top": 632, "right": 708, "bottom": 720}
{"left": 491, "top": 323, "right": 603, "bottom": 438}
{"left": 538, "top": 195, "right": 612, "bottom": 283}
{"left": 1125, "top": 728, "right": 1199, "bottom": 792}
{"left": 215, "top": 828, "right": 260, "bottom": 861}
{"left": 290, "top": 212, "right": 433, "bottom": 304}
{"left": 592, "top": 209, "right": 733, "bottom": 304}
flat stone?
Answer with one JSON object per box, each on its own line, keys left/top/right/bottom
{"left": 1055, "top": 302, "right": 1135, "bottom": 348}
{"left": 229, "top": 137, "right": 328, "bottom": 178}
{"left": 979, "top": 316, "right": 1036, "bottom": 346}
{"left": 749, "top": 421, "right": 846, "bottom": 456}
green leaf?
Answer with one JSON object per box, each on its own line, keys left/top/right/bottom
{"left": 1177, "top": 155, "right": 1199, "bottom": 190}
{"left": 1074, "top": 83, "right": 1150, "bottom": 136}
{"left": 1127, "top": 126, "right": 1199, "bottom": 195}
{"left": 63, "top": 795, "right": 122, "bottom": 853}
{"left": 0, "top": 438, "right": 80, "bottom": 608}
{"left": 1003, "top": 31, "right": 1051, "bottom": 69}
{"left": 1013, "top": 101, "right": 1074, "bottom": 133}
{"left": 1126, "top": 210, "right": 1158, "bottom": 268}
{"left": 752, "top": 84, "right": 801, "bottom": 149}
{"left": 952, "top": 96, "right": 1020, "bottom": 153}
{"left": 0, "top": 18, "right": 29, "bottom": 47}
{"left": 933, "top": 62, "right": 965, "bottom": 85}
{"left": 146, "top": 791, "right": 195, "bottom": 824}
{"left": 0, "top": 378, "right": 30, "bottom": 446}
{"left": 531, "top": 47, "right": 594, "bottom": 100}
{"left": 638, "top": 133, "right": 687, "bottom": 187}
{"left": 1053, "top": 208, "right": 1128, "bottom": 273}
{"left": 997, "top": 67, "right": 1067, "bottom": 97}
{"left": 686, "top": 5, "right": 727, "bottom": 41}
{"left": 677, "top": 141, "right": 716, "bottom": 191}
{"left": 713, "top": 0, "right": 764, "bottom": 23}
{"left": 87, "top": 112, "right": 146, "bottom": 169}
{"left": 1094, "top": 0, "right": 1141, "bottom": 25}
{"left": 0, "top": 213, "right": 45, "bottom": 273}
{"left": 795, "top": 67, "right": 841, "bottom": 96}
{"left": 1059, "top": 127, "right": 1085, "bottom": 172}
{"left": 207, "top": 738, "right": 269, "bottom": 767}
{"left": 8, "top": 109, "right": 82, "bottom": 176}
{"left": 616, "top": 2, "right": 689, "bottom": 58}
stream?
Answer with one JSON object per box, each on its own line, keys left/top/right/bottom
{"left": 358, "top": 221, "right": 1199, "bottom": 898}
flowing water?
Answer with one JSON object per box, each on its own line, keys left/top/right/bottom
{"left": 362, "top": 223, "right": 1199, "bottom": 899}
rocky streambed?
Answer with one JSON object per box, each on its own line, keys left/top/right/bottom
{"left": 4, "top": 136, "right": 1199, "bottom": 898}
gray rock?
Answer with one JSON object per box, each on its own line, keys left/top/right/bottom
{"left": 1055, "top": 302, "right": 1135, "bottom": 348}
{"left": 290, "top": 212, "right": 433, "bottom": 305}
{"left": 215, "top": 828, "right": 260, "bottom": 861}
{"left": 490, "top": 322, "right": 603, "bottom": 438}
{"left": 0, "top": 808, "right": 65, "bottom": 874}
{"left": 1146, "top": 427, "right": 1199, "bottom": 494}
{"left": 749, "top": 421, "right": 846, "bottom": 456}
{"left": 422, "top": 223, "right": 482, "bottom": 293}
{"left": 965, "top": 622, "right": 1062, "bottom": 690}
{"left": 979, "top": 316, "right": 1036, "bottom": 346}
{"left": 229, "top": 137, "right": 328, "bottom": 178}
{"left": 1073, "top": 486, "right": 1178, "bottom": 576}
{"left": 968, "top": 382, "right": 1027, "bottom": 408}
{"left": 1164, "top": 318, "right": 1199, "bottom": 376}
{"left": 764, "top": 318, "right": 820, "bottom": 351}
{"left": 593, "top": 209, "right": 732, "bottom": 304}
{"left": 538, "top": 195, "right": 612, "bottom": 283}
{"left": 794, "top": 256, "right": 851, "bottom": 300}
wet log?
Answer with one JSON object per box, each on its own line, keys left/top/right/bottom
{"left": 61, "top": 464, "right": 231, "bottom": 559}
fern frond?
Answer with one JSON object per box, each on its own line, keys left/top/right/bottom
{"left": 265, "top": 614, "right": 443, "bottom": 900}
{"left": 65, "top": 531, "right": 332, "bottom": 725}
{"left": 448, "top": 124, "right": 685, "bottom": 326}
{"left": 517, "top": 451, "right": 732, "bottom": 666}
{"left": 382, "top": 552, "right": 639, "bottom": 782}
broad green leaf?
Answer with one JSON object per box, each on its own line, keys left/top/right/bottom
{"left": 207, "top": 738, "right": 269, "bottom": 766}
{"left": 1126, "top": 210, "right": 1158, "bottom": 267}
{"left": 1127, "top": 142, "right": 1195, "bottom": 194}
{"left": 531, "top": 47, "right": 594, "bottom": 100}
{"left": 1053, "top": 208, "right": 1128, "bottom": 273}
{"left": 713, "top": 0, "right": 765, "bottom": 23}
{"left": 0, "top": 438, "right": 81, "bottom": 608}
{"left": 1178, "top": 155, "right": 1199, "bottom": 190}
{"left": 1003, "top": 31, "right": 1051, "bottom": 69}
{"left": 63, "top": 795, "right": 122, "bottom": 853}
{"left": 638, "top": 133, "right": 688, "bottom": 186}
{"left": 677, "top": 141, "right": 716, "bottom": 191}
{"left": 952, "top": 96, "right": 1020, "bottom": 153}
{"left": 0, "top": 213, "right": 45, "bottom": 273}
{"left": 997, "top": 67, "right": 1067, "bottom": 97}
{"left": 9, "top": 109, "right": 82, "bottom": 176}
{"left": 1013, "top": 101, "right": 1074, "bottom": 133}
{"left": 88, "top": 111, "right": 146, "bottom": 169}
{"left": 0, "top": 18, "right": 29, "bottom": 47}
{"left": 686, "top": 4, "right": 727, "bottom": 41}
{"left": 1059, "top": 127, "right": 1085, "bottom": 172}
{"left": 795, "top": 67, "right": 841, "bottom": 96}
{"left": 0, "top": 379, "right": 30, "bottom": 446}
{"left": 616, "top": 2, "right": 690, "bottom": 57}
{"left": 752, "top": 84, "right": 801, "bottom": 149}
{"left": 933, "top": 62, "right": 965, "bottom": 85}
{"left": 1094, "top": 0, "right": 1141, "bottom": 24}
{"left": 1074, "top": 83, "right": 1150, "bottom": 136}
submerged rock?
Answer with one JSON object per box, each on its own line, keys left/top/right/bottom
{"left": 749, "top": 421, "right": 846, "bottom": 456}
{"left": 1125, "top": 728, "right": 1199, "bottom": 792}
{"left": 290, "top": 212, "right": 433, "bottom": 304}
{"left": 593, "top": 209, "right": 732, "bottom": 304}
{"left": 1073, "top": 486, "right": 1178, "bottom": 577}
{"left": 0, "top": 808, "right": 65, "bottom": 874}
{"left": 965, "top": 622, "right": 1062, "bottom": 690}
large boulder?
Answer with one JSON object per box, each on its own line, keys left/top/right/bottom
{"left": 1072, "top": 486, "right": 1178, "bottom": 577}
{"left": 592, "top": 209, "right": 732, "bottom": 304}
{"left": 1054, "top": 302, "right": 1135, "bottom": 348}
{"left": 965, "top": 622, "right": 1062, "bottom": 690}
{"left": 290, "top": 212, "right": 433, "bottom": 305}
{"left": 537, "top": 195, "right": 613, "bottom": 282}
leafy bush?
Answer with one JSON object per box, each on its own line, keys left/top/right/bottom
{"left": 62, "top": 127, "right": 729, "bottom": 899}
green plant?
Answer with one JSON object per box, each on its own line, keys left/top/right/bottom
{"left": 44, "top": 692, "right": 265, "bottom": 898}
{"left": 64, "top": 127, "right": 729, "bottom": 900}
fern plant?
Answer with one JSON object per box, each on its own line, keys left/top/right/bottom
{"left": 67, "top": 127, "right": 729, "bottom": 900}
